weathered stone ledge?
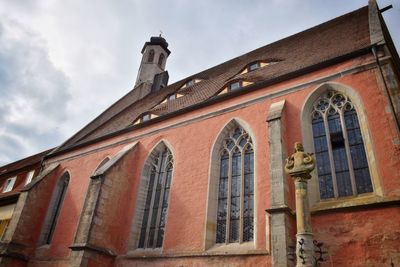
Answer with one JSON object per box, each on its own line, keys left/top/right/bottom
{"left": 311, "top": 195, "right": 400, "bottom": 214}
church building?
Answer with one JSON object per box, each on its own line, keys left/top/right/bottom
{"left": 0, "top": 1, "right": 399, "bottom": 266}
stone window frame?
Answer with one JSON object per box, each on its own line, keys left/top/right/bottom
{"left": 128, "top": 140, "right": 175, "bottom": 253}
{"left": 204, "top": 118, "right": 258, "bottom": 252}
{"left": 301, "top": 82, "right": 383, "bottom": 209}
{"left": 38, "top": 171, "right": 70, "bottom": 246}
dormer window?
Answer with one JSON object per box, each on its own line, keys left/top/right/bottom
{"left": 2, "top": 177, "right": 16, "bottom": 193}
{"left": 217, "top": 80, "right": 254, "bottom": 96}
{"left": 240, "top": 61, "right": 277, "bottom": 75}
{"left": 180, "top": 79, "right": 203, "bottom": 89}
{"left": 162, "top": 92, "right": 185, "bottom": 104}
{"left": 248, "top": 62, "right": 260, "bottom": 71}
{"left": 142, "top": 114, "right": 151, "bottom": 122}
{"left": 186, "top": 80, "right": 194, "bottom": 87}
{"left": 133, "top": 113, "right": 159, "bottom": 125}
{"left": 229, "top": 81, "right": 242, "bottom": 91}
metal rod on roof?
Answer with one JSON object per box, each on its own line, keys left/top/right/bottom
{"left": 379, "top": 5, "right": 393, "bottom": 13}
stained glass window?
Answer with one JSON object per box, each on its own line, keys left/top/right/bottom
{"left": 311, "top": 91, "right": 372, "bottom": 200}
{"left": 216, "top": 126, "right": 254, "bottom": 244}
{"left": 138, "top": 146, "right": 173, "bottom": 249}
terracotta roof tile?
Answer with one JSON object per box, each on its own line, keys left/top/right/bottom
{"left": 56, "top": 6, "right": 371, "bottom": 150}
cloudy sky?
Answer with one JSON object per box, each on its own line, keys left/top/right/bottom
{"left": 0, "top": 0, "right": 399, "bottom": 166}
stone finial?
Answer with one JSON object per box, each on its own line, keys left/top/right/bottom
{"left": 284, "top": 142, "right": 315, "bottom": 180}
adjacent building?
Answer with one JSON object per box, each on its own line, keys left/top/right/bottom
{"left": 0, "top": 150, "right": 50, "bottom": 240}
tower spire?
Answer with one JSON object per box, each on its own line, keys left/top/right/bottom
{"left": 135, "top": 35, "right": 171, "bottom": 88}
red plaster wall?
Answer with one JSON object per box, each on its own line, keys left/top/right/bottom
{"left": 27, "top": 148, "right": 124, "bottom": 263}
{"left": 22, "top": 56, "right": 400, "bottom": 266}
{"left": 116, "top": 255, "right": 271, "bottom": 267}
{"left": 89, "top": 146, "right": 139, "bottom": 253}
{"left": 13, "top": 167, "right": 64, "bottom": 251}
{"left": 312, "top": 207, "right": 400, "bottom": 266}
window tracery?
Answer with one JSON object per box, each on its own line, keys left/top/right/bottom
{"left": 138, "top": 146, "right": 173, "bottom": 249}
{"left": 311, "top": 91, "right": 372, "bottom": 200}
{"left": 216, "top": 126, "right": 254, "bottom": 244}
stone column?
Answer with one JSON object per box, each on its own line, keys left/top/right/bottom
{"left": 266, "top": 100, "right": 294, "bottom": 267}
{"left": 285, "top": 143, "right": 315, "bottom": 267}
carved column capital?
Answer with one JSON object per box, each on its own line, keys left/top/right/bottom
{"left": 285, "top": 142, "right": 315, "bottom": 267}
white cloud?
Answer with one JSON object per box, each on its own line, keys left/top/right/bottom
{"left": 0, "top": 17, "right": 70, "bottom": 165}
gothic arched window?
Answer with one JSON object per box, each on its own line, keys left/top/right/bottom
{"left": 40, "top": 172, "right": 70, "bottom": 245}
{"left": 311, "top": 91, "right": 373, "bottom": 200}
{"left": 138, "top": 145, "right": 173, "bottom": 249}
{"left": 148, "top": 49, "right": 155, "bottom": 63}
{"left": 158, "top": 53, "right": 165, "bottom": 67}
{"left": 216, "top": 126, "right": 254, "bottom": 244}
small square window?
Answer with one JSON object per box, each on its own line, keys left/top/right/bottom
{"left": 142, "top": 114, "right": 151, "bottom": 122}
{"left": 248, "top": 62, "right": 260, "bottom": 71}
{"left": 186, "top": 80, "right": 195, "bottom": 87}
{"left": 3, "top": 177, "right": 16, "bottom": 193}
{"left": 229, "top": 81, "right": 242, "bottom": 91}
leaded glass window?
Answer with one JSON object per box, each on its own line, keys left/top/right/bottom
{"left": 216, "top": 126, "right": 254, "bottom": 244}
{"left": 138, "top": 146, "right": 173, "bottom": 249}
{"left": 311, "top": 91, "right": 373, "bottom": 200}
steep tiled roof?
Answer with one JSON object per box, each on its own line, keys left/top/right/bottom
{"left": 0, "top": 149, "right": 52, "bottom": 177}
{"left": 54, "top": 5, "right": 373, "bottom": 152}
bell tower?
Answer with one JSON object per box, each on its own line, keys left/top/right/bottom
{"left": 135, "top": 36, "right": 171, "bottom": 87}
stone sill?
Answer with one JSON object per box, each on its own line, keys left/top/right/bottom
{"left": 125, "top": 248, "right": 162, "bottom": 258}
{"left": 124, "top": 245, "right": 268, "bottom": 259}
{"left": 311, "top": 194, "right": 400, "bottom": 214}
